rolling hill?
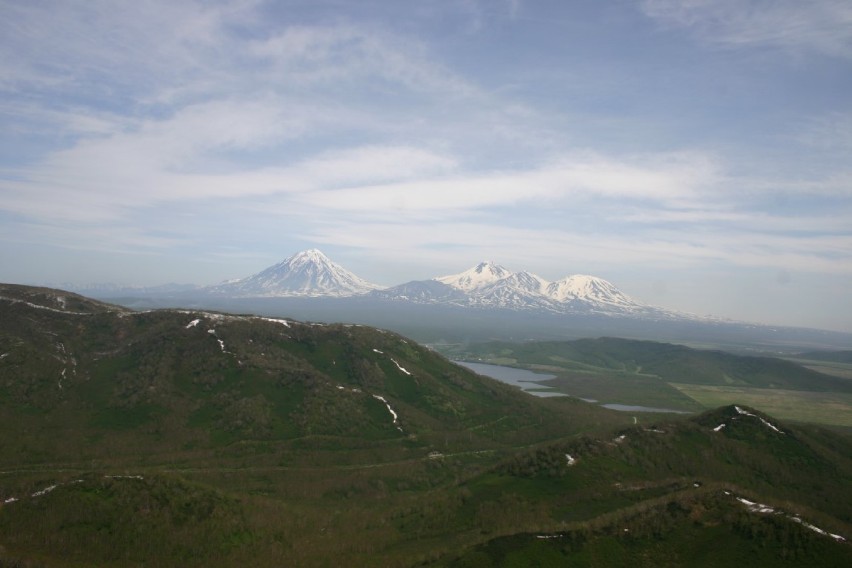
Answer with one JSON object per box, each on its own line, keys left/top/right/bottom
{"left": 1, "top": 284, "right": 850, "bottom": 566}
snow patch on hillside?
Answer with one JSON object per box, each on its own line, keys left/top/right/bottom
{"left": 0, "top": 295, "right": 92, "bottom": 316}
{"left": 390, "top": 358, "right": 412, "bottom": 376}
{"left": 728, "top": 492, "right": 845, "bottom": 542}
{"left": 258, "top": 317, "right": 290, "bottom": 327}
{"left": 372, "top": 394, "right": 403, "bottom": 432}
{"left": 734, "top": 406, "right": 784, "bottom": 434}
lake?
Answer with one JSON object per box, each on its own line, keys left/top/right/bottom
{"left": 454, "top": 361, "right": 563, "bottom": 397}
{"left": 456, "top": 360, "right": 692, "bottom": 413}
{"left": 601, "top": 403, "right": 691, "bottom": 414}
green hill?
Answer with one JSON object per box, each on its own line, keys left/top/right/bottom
{"left": 0, "top": 284, "right": 625, "bottom": 466}
{"left": 1, "top": 285, "right": 850, "bottom": 566}
{"left": 445, "top": 492, "right": 851, "bottom": 567}
{"left": 439, "top": 405, "right": 852, "bottom": 565}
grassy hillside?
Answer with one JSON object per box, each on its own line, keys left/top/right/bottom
{"left": 0, "top": 284, "right": 626, "bottom": 467}
{"left": 445, "top": 493, "right": 851, "bottom": 567}
{"left": 435, "top": 404, "right": 852, "bottom": 565}
{"left": 1, "top": 285, "right": 850, "bottom": 566}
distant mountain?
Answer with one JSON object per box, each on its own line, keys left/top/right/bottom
{"left": 435, "top": 261, "right": 514, "bottom": 291}
{"left": 54, "top": 251, "right": 687, "bottom": 320}
{"left": 190, "top": 252, "right": 680, "bottom": 318}
{"left": 205, "top": 249, "right": 382, "bottom": 298}
{"left": 546, "top": 274, "right": 637, "bottom": 306}
{"left": 468, "top": 270, "right": 558, "bottom": 311}
{"left": 369, "top": 279, "right": 468, "bottom": 304}
{"left": 386, "top": 261, "right": 563, "bottom": 311}
{"left": 383, "top": 260, "right": 677, "bottom": 319}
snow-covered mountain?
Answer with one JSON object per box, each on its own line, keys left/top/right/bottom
{"left": 196, "top": 250, "right": 680, "bottom": 319}
{"left": 471, "top": 271, "right": 557, "bottom": 311}
{"left": 386, "top": 261, "right": 670, "bottom": 318}
{"left": 435, "top": 261, "right": 513, "bottom": 292}
{"left": 370, "top": 280, "right": 469, "bottom": 304}
{"left": 206, "top": 249, "right": 382, "bottom": 297}
{"left": 545, "top": 275, "right": 641, "bottom": 309}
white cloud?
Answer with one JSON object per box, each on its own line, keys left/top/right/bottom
{"left": 305, "top": 215, "right": 852, "bottom": 280}
{"left": 297, "top": 151, "right": 718, "bottom": 214}
{"left": 641, "top": 0, "right": 852, "bottom": 58}
{"left": 1, "top": 1, "right": 850, "bottom": 330}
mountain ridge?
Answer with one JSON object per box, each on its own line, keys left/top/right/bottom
{"left": 55, "top": 250, "right": 852, "bottom": 341}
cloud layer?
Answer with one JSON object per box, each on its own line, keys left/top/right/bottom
{"left": 1, "top": 0, "right": 850, "bottom": 331}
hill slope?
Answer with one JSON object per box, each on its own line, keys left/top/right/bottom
{"left": 0, "top": 283, "right": 624, "bottom": 465}
{"left": 1, "top": 285, "right": 851, "bottom": 566}
{"left": 439, "top": 404, "right": 852, "bottom": 565}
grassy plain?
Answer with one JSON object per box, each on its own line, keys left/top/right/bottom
{"left": 788, "top": 360, "right": 852, "bottom": 380}
{"left": 671, "top": 385, "right": 852, "bottom": 428}
{"left": 542, "top": 371, "right": 704, "bottom": 411}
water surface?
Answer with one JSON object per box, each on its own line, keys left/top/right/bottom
{"left": 601, "top": 403, "right": 691, "bottom": 414}
{"left": 457, "top": 361, "right": 691, "bottom": 413}
{"left": 455, "top": 361, "right": 563, "bottom": 397}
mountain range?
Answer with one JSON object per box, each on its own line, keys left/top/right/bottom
{"left": 204, "top": 249, "right": 679, "bottom": 320}
{"left": 52, "top": 249, "right": 852, "bottom": 350}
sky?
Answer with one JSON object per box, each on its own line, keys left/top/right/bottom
{"left": 1, "top": 0, "right": 851, "bottom": 332}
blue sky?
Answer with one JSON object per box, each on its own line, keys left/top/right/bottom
{"left": 1, "top": 0, "right": 851, "bottom": 332}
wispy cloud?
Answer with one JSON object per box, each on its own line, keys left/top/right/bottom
{"left": 306, "top": 216, "right": 852, "bottom": 280}
{"left": 1, "top": 1, "right": 850, "bottom": 330}
{"left": 297, "top": 151, "right": 719, "bottom": 214}
{"left": 640, "top": 0, "right": 852, "bottom": 58}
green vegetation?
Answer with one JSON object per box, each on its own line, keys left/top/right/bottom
{"left": 1, "top": 284, "right": 851, "bottom": 566}
{"left": 446, "top": 493, "right": 852, "bottom": 567}
{"left": 441, "top": 337, "right": 852, "bottom": 428}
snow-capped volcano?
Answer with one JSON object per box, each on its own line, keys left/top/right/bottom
{"left": 473, "top": 271, "right": 557, "bottom": 310}
{"left": 207, "top": 249, "right": 382, "bottom": 297}
{"left": 545, "top": 275, "right": 641, "bottom": 309}
{"left": 428, "top": 262, "right": 654, "bottom": 315}
{"left": 435, "top": 261, "right": 512, "bottom": 292}
{"left": 201, "top": 251, "right": 679, "bottom": 320}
